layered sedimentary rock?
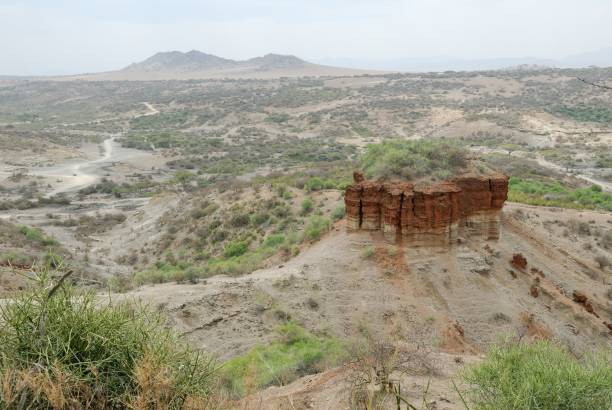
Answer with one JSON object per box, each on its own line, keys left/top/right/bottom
{"left": 361, "top": 182, "right": 383, "bottom": 230}
{"left": 345, "top": 183, "right": 363, "bottom": 230}
{"left": 451, "top": 173, "right": 508, "bottom": 239}
{"left": 345, "top": 172, "right": 509, "bottom": 246}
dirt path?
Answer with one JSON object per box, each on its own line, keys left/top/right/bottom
{"left": 23, "top": 101, "right": 161, "bottom": 198}
{"left": 140, "top": 102, "right": 159, "bottom": 117}
{"left": 26, "top": 136, "right": 116, "bottom": 197}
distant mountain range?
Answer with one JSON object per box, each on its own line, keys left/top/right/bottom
{"left": 122, "top": 50, "right": 309, "bottom": 72}
{"left": 69, "top": 50, "right": 374, "bottom": 81}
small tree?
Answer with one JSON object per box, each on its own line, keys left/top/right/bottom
{"left": 171, "top": 170, "right": 195, "bottom": 191}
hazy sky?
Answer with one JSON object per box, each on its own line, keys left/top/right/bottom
{"left": 1, "top": 0, "right": 611, "bottom": 75}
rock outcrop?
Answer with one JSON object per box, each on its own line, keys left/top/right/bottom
{"left": 344, "top": 172, "right": 509, "bottom": 246}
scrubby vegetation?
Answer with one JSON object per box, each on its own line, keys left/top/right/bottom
{"left": 18, "top": 224, "right": 58, "bottom": 247}
{"left": 549, "top": 103, "right": 612, "bottom": 124}
{"left": 52, "top": 213, "right": 127, "bottom": 237}
{"left": 220, "top": 321, "right": 346, "bottom": 398}
{"left": 508, "top": 177, "right": 612, "bottom": 211}
{"left": 124, "top": 181, "right": 339, "bottom": 287}
{"left": 78, "top": 177, "right": 158, "bottom": 197}
{"left": 461, "top": 340, "right": 612, "bottom": 410}
{"left": 0, "top": 194, "right": 70, "bottom": 211}
{"left": 361, "top": 139, "right": 469, "bottom": 180}
{"left": 0, "top": 221, "right": 64, "bottom": 271}
{"left": 0, "top": 270, "right": 218, "bottom": 408}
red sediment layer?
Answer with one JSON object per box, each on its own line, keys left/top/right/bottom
{"left": 344, "top": 172, "right": 509, "bottom": 245}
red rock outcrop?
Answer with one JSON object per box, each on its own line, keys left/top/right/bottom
{"left": 572, "top": 291, "right": 599, "bottom": 318}
{"left": 345, "top": 184, "right": 362, "bottom": 230}
{"left": 511, "top": 253, "right": 527, "bottom": 271}
{"left": 344, "top": 171, "right": 509, "bottom": 245}
{"left": 361, "top": 182, "right": 383, "bottom": 230}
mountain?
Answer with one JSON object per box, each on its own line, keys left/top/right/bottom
{"left": 244, "top": 53, "right": 307, "bottom": 69}
{"left": 120, "top": 50, "right": 316, "bottom": 73}
{"left": 123, "top": 50, "right": 236, "bottom": 72}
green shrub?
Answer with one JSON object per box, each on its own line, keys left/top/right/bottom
{"left": 220, "top": 322, "right": 346, "bottom": 398}
{"left": 134, "top": 266, "right": 179, "bottom": 285}
{"left": 228, "top": 212, "right": 250, "bottom": 228}
{"left": 461, "top": 340, "right": 612, "bottom": 410}
{"left": 300, "top": 198, "right": 314, "bottom": 215}
{"left": 169, "top": 266, "right": 204, "bottom": 284}
{"left": 262, "top": 234, "right": 286, "bottom": 248}
{"left": 170, "top": 170, "right": 195, "bottom": 188}
{"left": 250, "top": 212, "right": 270, "bottom": 226}
{"left": 223, "top": 240, "right": 249, "bottom": 258}
{"left": 0, "top": 250, "right": 33, "bottom": 267}
{"left": 304, "top": 177, "right": 334, "bottom": 191}
{"left": 361, "top": 246, "right": 375, "bottom": 259}
{"left": 304, "top": 216, "right": 330, "bottom": 241}
{"left": 0, "top": 271, "right": 217, "bottom": 408}
{"left": 301, "top": 176, "right": 350, "bottom": 192}
{"left": 331, "top": 204, "right": 345, "bottom": 221}
{"left": 191, "top": 202, "right": 218, "bottom": 219}
{"left": 18, "top": 225, "right": 58, "bottom": 247}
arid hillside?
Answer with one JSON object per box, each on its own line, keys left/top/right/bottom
{"left": 117, "top": 200, "right": 611, "bottom": 408}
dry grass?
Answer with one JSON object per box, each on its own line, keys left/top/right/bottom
{"left": 0, "top": 266, "right": 219, "bottom": 409}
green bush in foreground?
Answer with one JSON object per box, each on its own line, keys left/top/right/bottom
{"left": 461, "top": 340, "right": 612, "bottom": 410}
{"left": 0, "top": 271, "right": 217, "bottom": 409}
{"left": 221, "top": 321, "right": 346, "bottom": 398}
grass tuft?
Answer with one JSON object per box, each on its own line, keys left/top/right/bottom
{"left": 461, "top": 340, "right": 612, "bottom": 410}
{"left": 0, "top": 268, "right": 217, "bottom": 408}
{"left": 220, "top": 321, "right": 346, "bottom": 398}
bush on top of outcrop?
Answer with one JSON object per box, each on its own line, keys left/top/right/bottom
{"left": 361, "top": 139, "right": 469, "bottom": 180}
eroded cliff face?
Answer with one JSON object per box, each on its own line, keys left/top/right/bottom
{"left": 345, "top": 171, "right": 509, "bottom": 246}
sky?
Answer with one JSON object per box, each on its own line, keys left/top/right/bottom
{"left": 1, "top": 0, "right": 612, "bottom": 75}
